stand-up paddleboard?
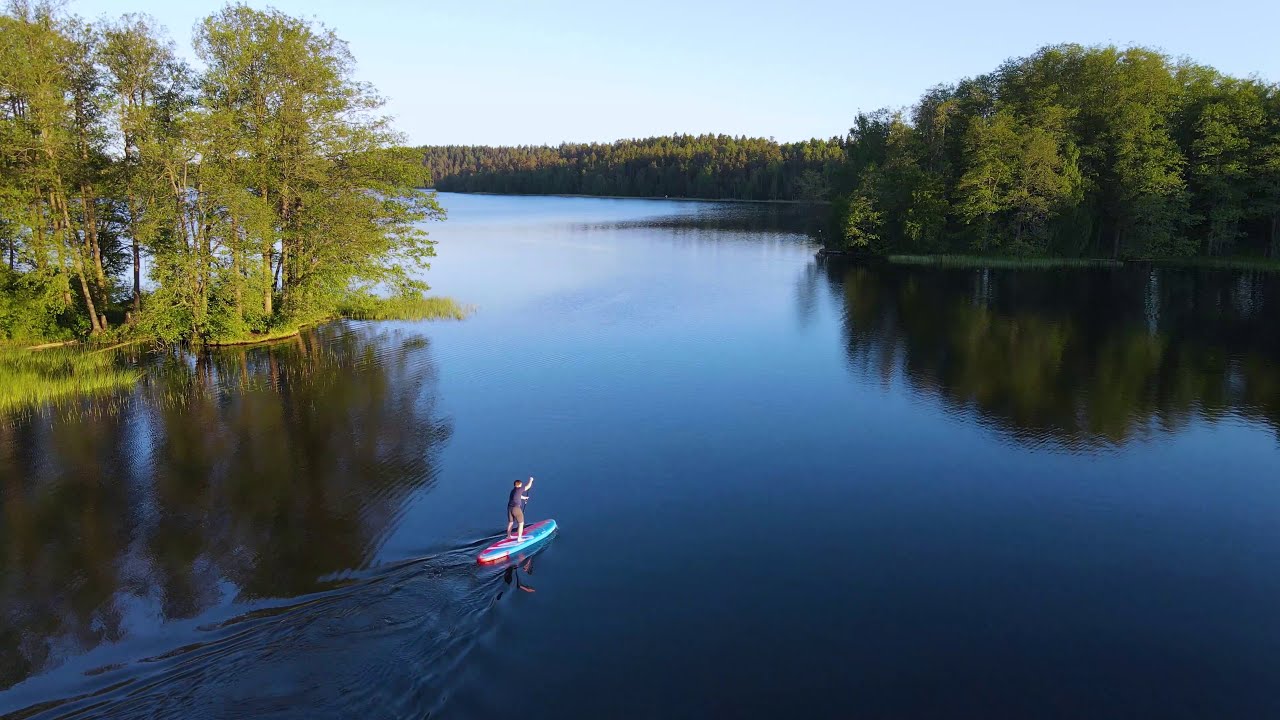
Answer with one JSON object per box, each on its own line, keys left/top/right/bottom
{"left": 477, "top": 519, "right": 558, "bottom": 564}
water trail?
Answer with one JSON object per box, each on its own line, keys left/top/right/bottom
{"left": 4, "top": 542, "right": 516, "bottom": 720}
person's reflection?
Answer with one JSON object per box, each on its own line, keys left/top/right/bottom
{"left": 504, "top": 557, "right": 536, "bottom": 593}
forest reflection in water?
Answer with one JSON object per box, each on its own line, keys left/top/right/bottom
{"left": 810, "top": 259, "right": 1280, "bottom": 448}
{"left": 0, "top": 322, "right": 452, "bottom": 690}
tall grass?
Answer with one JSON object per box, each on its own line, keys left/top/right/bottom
{"left": 1144, "top": 256, "right": 1280, "bottom": 273}
{"left": 887, "top": 254, "right": 1123, "bottom": 269}
{"left": 337, "top": 295, "right": 471, "bottom": 321}
{"left": 202, "top": 326, "right": 303, "bottom": 347}
{"left": 0, "top": 344, "right": 142, "bottom": 414}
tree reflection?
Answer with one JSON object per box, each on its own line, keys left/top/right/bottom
{"left": 0, "top": 323, "right": 452, "bottom": 689}
{"left": 821, "top": 261, "right": 1280, "bottom": 447}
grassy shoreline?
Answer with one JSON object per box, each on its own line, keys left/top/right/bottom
{"left": 1141, "top": 256, "right": 1280, "bottom": 272}
{"left": 201, "top": 295, "right": 471, "bottom": 347}
{"left": 885, "top": 254, "right": 1124, "bottom": 269}
{"left": 824, "top": 252, "right": 1280, "bottom": 272}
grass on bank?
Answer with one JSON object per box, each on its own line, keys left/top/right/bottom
{"left": 0, "top": 344, "right": 142, "bottom": 414}
{"left": 1144, "top": 256, "right": 1280, "bottom": 272}
{"left": 2, "top": 294, "right": 469, "bottom": 411}
{"left": 886, "top": 254, "right": 1124, "bottom": 269}
{"left": 882, "top": 253, "right": 1280, "bottom": 272}
{"left": 201, "top": 295, "right": 470, "bottom": 346}
{"left": 336, "top": 294, "right": 471, "bottom": 321}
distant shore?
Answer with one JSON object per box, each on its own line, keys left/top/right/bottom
{"left": 427, "top": 189, "right": 828, "bottom": 206}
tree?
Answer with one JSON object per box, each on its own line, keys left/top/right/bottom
{"left": 0, "top": 2, "right": 113, "bottom": 334}
{"left": 955, "top": 109, "right": 1082, "bottom": 254}
{"left": 100, "top": 13, "right": 185, "bottom": 315}
{"left": 0, "top": 2, "right": 444, "bottom": 344}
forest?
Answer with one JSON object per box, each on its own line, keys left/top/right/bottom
{"left": 0, "top": 2, "right": 443, "bottom": 345}
{"left": 421, "top": 136, "right": 845, "bottom": 202}
{"left": 831, "top": 45, "right": 1280, "bottom": 259}
{"left": 423, "top": 45, "right": 1280, "bottom": 260}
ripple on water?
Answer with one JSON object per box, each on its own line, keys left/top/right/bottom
{"left": 7, "top": 547, "right": 524, "bottom": 720}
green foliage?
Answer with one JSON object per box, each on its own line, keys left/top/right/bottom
{"left": 954, "top": 109, "right": 1083, "bottom": 254}
{"left": 840, "top": 193, "right": 882, "bottom": 250}
{"left": 0, "top": 266, "right": 74, "bottom": 342}
{"left": 823, "top": 45, "right": 1279, "bottom": 259}
{"left": 421, "top": 135, "right": 845, "bottom": 202}
{"left": 0, "top": 2, "right": 444, "bottom": 347}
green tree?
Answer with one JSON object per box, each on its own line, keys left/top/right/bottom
{"left": 99, "top": 13, "right": 185, "bottom": 315}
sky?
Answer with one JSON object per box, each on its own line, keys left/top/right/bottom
{"left": 67, "top": 0, "right": 1280, "bottom": 147}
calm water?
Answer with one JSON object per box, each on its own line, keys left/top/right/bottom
{"left": 2, "top": 193, "right": 1279, "bottom": 718}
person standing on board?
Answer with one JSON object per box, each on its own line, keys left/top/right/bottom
{"left": 507, "top": 476, "right": 534, "bottom": 541}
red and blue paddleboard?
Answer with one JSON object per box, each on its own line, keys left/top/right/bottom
{"left": 477, "top": 519, "right": 558, "bottom": 564}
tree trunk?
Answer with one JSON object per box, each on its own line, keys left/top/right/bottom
{"left": 1271, "top": 214, "right": 1279, "bottom": 259}
{"left": 199, "top": 220, "right": 212, "bottom": 331}
{"left": 261, "top": 186, "right": 273, "bottom": 316}
{"left": 280, "top": 239, "right": 289, "bottom": 307}
{"left": 82, "top": 184, "right": 106, "bottom": 287}
{"left": 76, "top": 269, "right": 102, "bottom": 333}
{"left": 54, "top": 188, "right": 102, "bottom": 333}
{"left": 279, "top": 191, "right": 291, "bottom": 307}
{"left": 231, "top": 217, "right": 243, "bottom": 320}
{"left": 1112, "top": 226, "right": 1122, "bottom": 259}
{"left": 30, "top": 201, "right": 45, "bottom": 271}
{"left": 263, "top": 249, "right": 273, "bottom": 316}
{"left": 129, "top": 192, "right": 141, "bottom": 312}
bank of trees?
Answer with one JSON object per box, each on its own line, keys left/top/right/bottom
{"left": 421, "top": 135, "right": 845, "bottom": 202}
{"left": 0, "top": 2, "right": 439, "bottom": 344}
{"left": 830, "top": 45, "right": 1280, "bottom": 258}
{"left": 425, "top": 46, "right": 1279, "bottom": 260}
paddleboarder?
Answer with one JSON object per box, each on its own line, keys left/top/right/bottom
{"left": 507, "top": 476, "right": 534, "bottom": 541}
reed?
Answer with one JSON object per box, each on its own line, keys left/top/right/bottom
{"left": 887, "top": 254, "right": 1123, "bottom": 269}
{"left": 337, "top": 295, "right": 471, "bottom": 321}
{"left": 1144, "top": 257, "right": 1280, "bottom": 272}
{"left": 0, "top": 344, "right": 142, "bottom": 414}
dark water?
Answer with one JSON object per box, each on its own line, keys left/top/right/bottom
{"left": 2, "top": 194, "right": 1279, "bottom": 718}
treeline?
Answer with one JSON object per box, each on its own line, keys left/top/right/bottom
{"left": 424, "top": 46, "right": 1280, "bottom": 260}
{"left": 833, "top": 45, "right": 1280, "bottom": 258}
{"left": 0, "top": 2, "right": 438, "bottom": 344}
{"left": 421, "top": 136, "right": 845, "bottom": 202}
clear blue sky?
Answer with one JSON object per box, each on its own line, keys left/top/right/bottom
{"left": 69, "top": 0, "right": 1280, "bottom": 146}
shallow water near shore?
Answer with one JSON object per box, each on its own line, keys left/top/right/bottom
{"left": 2, "top": 193, "right": 1279, "bottom": 718}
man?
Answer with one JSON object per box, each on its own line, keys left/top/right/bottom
{"left": 507, "top": 476, "right": 534, "bottom": 541}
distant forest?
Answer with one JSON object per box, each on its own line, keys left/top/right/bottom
{"left": 421, "top": 44, "right": 1280, "bottom": 260}
{"left": 421, "top": 136, "right": 844, "bottom": 202}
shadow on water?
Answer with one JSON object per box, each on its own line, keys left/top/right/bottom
{"left": 0, "top": 322, "right": 519, "bottom": 718}
{"left": 583, "top": 200, "right": 829, "bottom": 238}
{"left": 818, "top": 259, "right": 1280, "bottom": 449}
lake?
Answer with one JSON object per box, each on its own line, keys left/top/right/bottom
{"left": 2, "top": 193, "right": 1279, "bottom": 718}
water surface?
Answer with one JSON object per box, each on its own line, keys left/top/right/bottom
{"left": 2, "top": 193, "right": 1278, "bottom": 718}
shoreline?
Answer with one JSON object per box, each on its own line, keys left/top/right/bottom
{"left": 818, "top": 250, "right": 1280, "bottom": 272}
{"left": 428, "top": 189, "right": 828, "bottom": 206}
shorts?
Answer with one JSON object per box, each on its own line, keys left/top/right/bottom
{"left": 508, "top": 506, "right": 524, "bottom": 524}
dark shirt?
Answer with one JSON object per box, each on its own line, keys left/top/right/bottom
{"left": 508, "top": 486, "right": 526, "bottom": 509}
